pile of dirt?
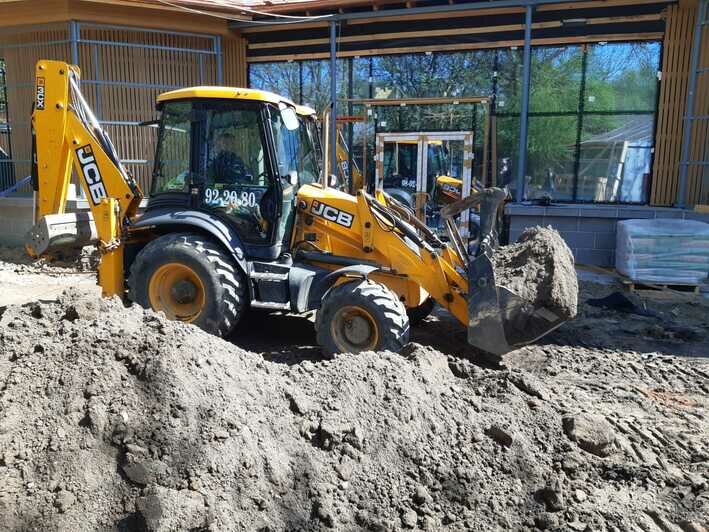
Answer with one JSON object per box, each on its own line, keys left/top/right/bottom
{"left": 493, "top": 226, "right": 578, "bottom": 320}
{"left": 0, "top": 246, "right": 98, "bottom": 274}
{"left": 1, "top": 290, "right": 707, "bottom": 531}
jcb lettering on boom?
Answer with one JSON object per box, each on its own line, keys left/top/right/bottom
{"left": 76, "top": 145, "right": 108, "bottom": 205}
{"left": 311, "top": 200, "right": 354, "bottom": 228}
{"left": 35, "top": 77, "right": 45, "bottom": 110}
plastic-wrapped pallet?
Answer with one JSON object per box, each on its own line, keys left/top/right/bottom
{"left": 615, "top": 219, "right": 709, "bottom": 285}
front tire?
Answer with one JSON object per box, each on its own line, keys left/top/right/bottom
{"left": 127, "top": 233, "right": 245, "bottom": 337}
{"left": 316, "top": 280, "right": 409, "bottom": 355}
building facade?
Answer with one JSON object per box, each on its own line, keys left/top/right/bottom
{"left": 0, "top": 0, "right": 707, "bottom": 265}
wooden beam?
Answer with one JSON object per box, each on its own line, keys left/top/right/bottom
{"left": 241, "top": 0, "right": 672, "bottom": 34}
{"left": 536, "top": 0, "right": 672, "bottom": 11}
{"left": 247, "top": 13, "right": 664, "bottom": 51}
{"left": 247, "top": 32, "right": 664, "bottom": 62}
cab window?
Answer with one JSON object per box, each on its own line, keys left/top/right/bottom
{"left": 152, "top": 102, "right": 191, "bottom": 194}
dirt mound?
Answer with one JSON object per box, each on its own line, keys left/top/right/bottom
{"left": 0, "top": 245, "right": 98, "bottom": 274}
{"left": 494, "top": 226, "right": 578, "bottom": 319}
{"left": 1, "top": 291, "right": 707, "bottom": 531}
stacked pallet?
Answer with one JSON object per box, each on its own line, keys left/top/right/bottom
{"left": 616, "top": 219, "right": 709, "bottom": 286}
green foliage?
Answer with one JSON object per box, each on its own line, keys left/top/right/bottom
{"left": 248, "top": 42, "right": 660, "bottom": 198}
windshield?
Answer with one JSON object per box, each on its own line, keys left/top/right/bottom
{"left": 270, "top": 106, "right": 320, "bottom": 187}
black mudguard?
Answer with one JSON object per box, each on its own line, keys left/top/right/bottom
{"left": 305, "top": 264, "right": 379, "bottom": 311}
{"left": 131, "top": 208, "right": 249, "bottom": 276}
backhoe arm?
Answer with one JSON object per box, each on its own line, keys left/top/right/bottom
{"left": 27, "top": 60, "right": 143, "bottom": 296}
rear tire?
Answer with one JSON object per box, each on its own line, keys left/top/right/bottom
{"left": 407, "top": 296, "right": 435, "bottom": 326}
{"left": 316, "top": 280, "right": 409, "bottom": 355}
{"left": 127, "top": 233, "right": 245, "bottom": 337}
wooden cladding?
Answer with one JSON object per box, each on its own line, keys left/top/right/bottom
{"left": 0, "top": 22, "right": 228, "bottom": 194}
{"left": 0, "top": 24, "right": 71, "bottom": 187}
{"left": 650, "top": 0, "right": 702, "bottom": 206}
{"left": 223, "top": 36, "right": 248, "bottom": 87}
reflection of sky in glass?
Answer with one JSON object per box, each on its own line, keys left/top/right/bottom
{"left": 587, "top": 42, "right": 660, "bottom": 81}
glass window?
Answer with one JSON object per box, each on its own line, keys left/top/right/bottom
{"left": 383, "top": 141, "right": 418, "bottom": 191}
{"left": 248, "top": 40, "right": 662, "bottom": 205}
{"left": 270, "top": 107, "right": 319, "bottom": 185}
{"left": 530, "top": 46, "right": 583, "bottom": 113}
{"left": 495, "top": 115, "right": 520, "bottom": 189}
{"left": 578, "top": 114, "right": 653, "bottom": 202}
{"left": 248, "top": 62, "right": 300, "bottom": 103}
{"left": 585, "top": 42, "right": 660, "bottom": 112}
{"left": 495, "top": 48, "right": 523, "bottom": 114}
{"left": 152, "top": 102, "right": 191, "bottom": 194}
{"left": 526, "top": 115, "right": 578, "bottom": 201}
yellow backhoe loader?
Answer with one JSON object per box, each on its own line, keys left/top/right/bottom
{"left": 26, "top": 60, "right": 569, "bottom": 356}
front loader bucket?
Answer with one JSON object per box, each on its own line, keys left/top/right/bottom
{"left": 441, "top": 186, "right": 573, "bottom": 356}
{"left": 466, "top": 251, "right": 566, "bottom": 356}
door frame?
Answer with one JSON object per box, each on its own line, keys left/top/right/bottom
{"left": 375, "top": 130, "right": 475, "bottom": 238}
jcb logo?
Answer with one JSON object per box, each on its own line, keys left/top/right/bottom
{"left": 311, "top": 200, "right": 354, "bottom": 228}
{"left": 76, "top": 145, "right": 108, "bottom": 205}
{"left": 35, "top": 77, "right": 45, "bottom": 110}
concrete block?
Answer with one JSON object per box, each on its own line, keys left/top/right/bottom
{"left": 542, "top": 217, "right": 579, "bottom": 232}
{"left": 618, "top": 208, "right": 656, "bottom": 220}
{"left": 593, "top": 232, "right": 616, "bottom": 250}
{"left": 578, "top": 218, "right": 616, "bottom": 233}
{"left": 505, "top": 205, "right": 546, "bottom": 216}
{"left": 574, "top": 248, "right": 614, "bottom": 267}
{"left": 559, "top": 231, "right": 595, "bottom": 249}
{"left": 653, "top": 209, "right": 684, "bottom": 219}
{"left": 684, "top": 212, "right": 709, "bottom": 223}
{"left": 544, "top": 206, "right": 580, "bottom": 217}
{"left": 578, "top": 207, "right": 618, "bottom": 218}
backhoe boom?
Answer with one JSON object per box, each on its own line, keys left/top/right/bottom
{"left": 27, "top": 60, "right": 143, "bottom": 296}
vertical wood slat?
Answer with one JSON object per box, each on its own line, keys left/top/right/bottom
{"left": 223, "top": 36, "right": 248, "bottom": 87}
{"left": 688, "top": 22, "right": 708, "bottom": 204}
{"left": 651, "top": 1, "right": 700, "bottom": 206}
{"left": 0, "top": 24, "right": 71, "bottom": 189}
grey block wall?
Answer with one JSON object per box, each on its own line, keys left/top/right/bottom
{"left": 0, "top": 197, "right": 36, "bottom": 246}
{"left": 0, "top": 197, "right": 147, "bottom": 247}
{"left": 506, "top": 204, "right": 709, "bottom": 267}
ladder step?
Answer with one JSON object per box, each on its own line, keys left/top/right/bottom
{"left": 250, "top": 300, "right": 291, "bottom": 310}
{"left": 251, "top": 271, "right": 289, "bottom": 281}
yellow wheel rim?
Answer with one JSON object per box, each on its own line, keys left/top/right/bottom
{"left": 330, "top": 305, "right": 379, "bottom": 352}
{"left": 148, "top": 262, "right": 206, "bottom": 323}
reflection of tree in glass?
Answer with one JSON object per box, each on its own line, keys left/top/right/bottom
{"left": 249, "top": 62, "right": 300, "bottom": 103}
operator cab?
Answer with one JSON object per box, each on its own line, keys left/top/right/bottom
{"left": 148, "top": 87, "right": 320, "bottom": 260}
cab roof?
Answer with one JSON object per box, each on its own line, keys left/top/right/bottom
{"left": 157, "top": 86, "right": 297, "bottom": 107}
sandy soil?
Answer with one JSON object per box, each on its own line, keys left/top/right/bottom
{"left": 0, "top": 247, "right": 99, "bottom": 306}
{"left": 0, "top": 248, "right": 707, "bottom": 532}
